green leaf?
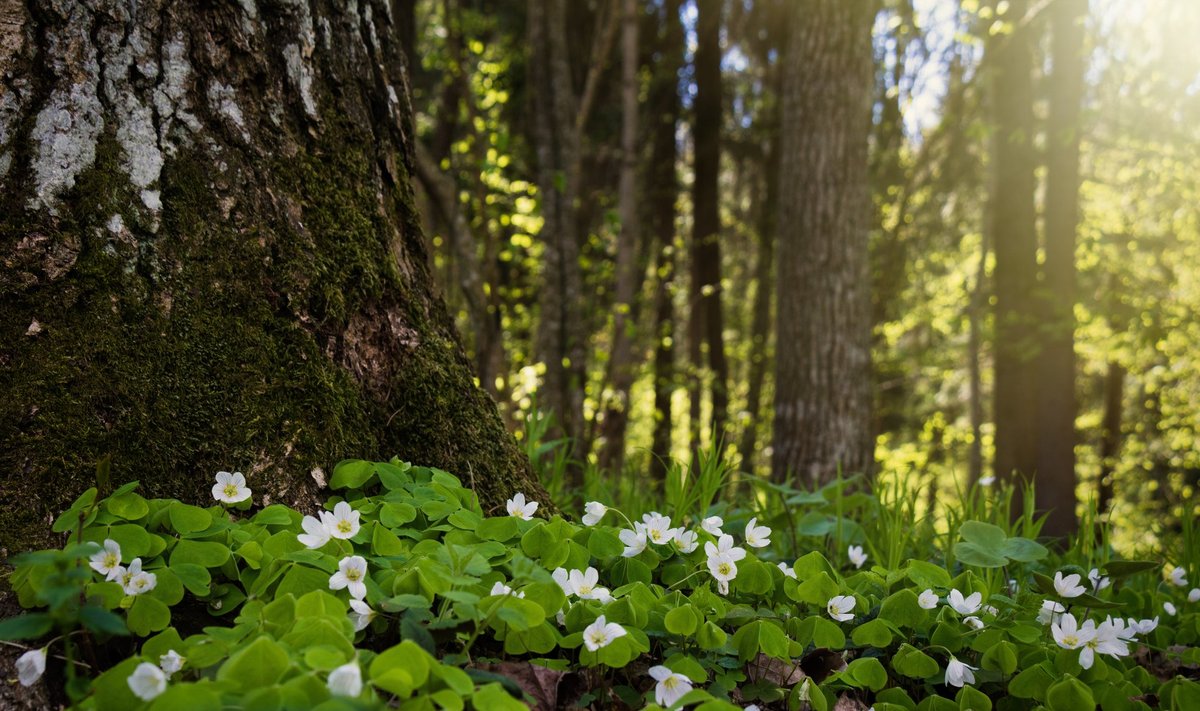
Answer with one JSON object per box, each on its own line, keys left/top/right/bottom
{"left": 330, "top": 459, "right": 376, "bottom": 490}
{"left": 80, "top": 606, "right": 129, "bottom": 636}
{"left": 127, "top": 595, "right": 171, "bottom": 636}
{"left": 956, "top": 685, "right": 992, "bottom": 711}
{"left": 217, "top": 636, "right": 291, "bottom": 690}
{"left": 370, "top": 641, "right": 432, "bottom": 696}
{"left": 1000, "top": 536, "right": 1048, "bottom": 562}
{"left": 476, "top": 516, "right": 519, "bottom": 541}
{"left": 586, "top": 529, "right": 624, "bottom": 558}
{"left": 696, "top": 620, "right": 727, "bottom": 650}
{"left": 380, "top": 502, "right": 418, "bottom": 528}
{"left": 53, "top": 487, "right": 97, "bottom": 533}
{"left": 906, "top": 560, "right": 952, "bottom": 589}
{"left": 851, "top": 618, "right": 895, "bottom": 648}
{"left": 732, "top": 620, "right": 789, "bottom": 662}
{"left": 253, "top": 505, "right": 295, "bottom": 526}
{"left": 788, "top": 571, "right": 840, "bottom": 605}
{"left": 880, "top": 589, "right": 927, "bottom": 629}
{"left": 891, "top": 643, "right": 939, "bottom": 679}
{"left": 1102, "top": 560, "right": 1159, "bottom": 578}
{"left": 0, "top": 612, "right": 52, "bottom": 640}
{"left": 168, "top": 503, "right": 213, "bottom": 535}
{"left": 147, "top": 683, "right": 222, "bottom": 711}
{"left": 846, "top": 657, "right": 888, "bottom": 691}
{"left": 981, "top": 640, "right": 1018, "bottom": 675}
{"left": 173, "top": 563, "right": 212, "bottom": 596}
{"left": 105, "top": 492, "right": 149, "bottom": 520}
{"left": 664, "top": 605, "right": 702, "bottom": 636}
{"left": 170, "top": 539, "right": 231, "bottom": 568}
{"left": 953, "top": 541, "right": 1008, "bottom": 568}
{"left": 473, "top": 682, "right": 525, "bottom": 711}
{"left": 959, "top": 521, "right": 1007, "bottom": 549}
{"left": 1046, "top": 676, "right": 1095, "bottom": 711}
{"left": 1009, "top": 662, "right": 1055, "bottom": 701}
{"left": 83, "top": 524, "right": 152, "bottom": 558}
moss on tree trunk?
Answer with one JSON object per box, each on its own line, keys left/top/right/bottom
{"left": 0, "top": 0, "right": 545, "bottom": 555}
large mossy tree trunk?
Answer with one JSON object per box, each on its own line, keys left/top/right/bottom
{"left": 0, "top": 0, "right": 546, "bottom": 554}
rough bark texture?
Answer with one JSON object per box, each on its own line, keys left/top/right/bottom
{"left": 1035, "top": 0, "right": 1085, "bottom": 537}
{"left": 648, "top": 0, "right": 682, "bottom": 483}
{"left": 690, "top": 0, "right": 728, "bottom": 448}
{"left": 771, "top": 0, "right": 876, "bottom": 485}
{"left": 0, "top": 0, "right": 545, "bottom": 555}
{"left": 989, "top": 0, "right": 1040, "bottom": 488}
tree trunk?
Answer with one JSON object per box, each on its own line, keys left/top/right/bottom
{"left": 1035, "top": 0, "right": 1086, "bottom": 538}
{"left": 595, "top": 0, "right": 642, "bottom": 475}
{"left": 691, "top": 0, "right": 729, "bottom": 450}
{"left": 649, "top": 0, "right": 683, "bottom": 483}
{"left": 0, "top": 0, "right": 545, "bottom": 554}
{"left": 771, "top": 0, "right": 876, "bottom": 486}
{"left": 988, "top": 0, "right": 1040, "bottom": 489}
{"left": 1096, "top": 361, "right": 1125, "bottom": 516}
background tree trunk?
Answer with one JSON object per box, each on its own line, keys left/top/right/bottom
{"left": 0, "top": 0, "right": 545, "bottom": 553}
{"left": 1035, "top": 0, "right": 1086, "bottom": 537}
{"left": 771, "top": 0, "right": 876, "bottom": 485}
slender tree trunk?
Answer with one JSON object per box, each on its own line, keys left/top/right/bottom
{"left": 771, "top": 0, "right": 876, "bottom": 485}
{"left": 596, "top": 0, "right": 642, "bottom": 475}
{"left": 649, "top": 0, "right": 684, "bottom": 482}
{"left": 989, "top": 0, "right": 1040, "bottom": 490}
{"left": 968, "top": 230, "right": 989, "bottom": 486}
{"left": 692, "top": 0, "right": 729, "bottom": 449}
{"left": 1035, "top": 0, "right": 1086, "bottom": 537}
{"left": 0, "top": 0, "right": 545, "bottom": 554}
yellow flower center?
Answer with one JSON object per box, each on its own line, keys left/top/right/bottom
{"left": 588, "top": 631, "right": 606, "bottom": 646}
{"left": 104, "top": 553, "right": 118, "bottom": 568}
{"left": 663, "top": 676, "right": 681, "bottom": 690}
{"left": 223, "top": 484, "right": 239, "bottom": 498}
{"left": 717, "top": 563, "right": 732, "bottom": 576}
{"left": 337, "top": 520, "right": 353, "bottom": 534}
{"left": 1062, "top": 634, "right": 1078, "bottom": 647}
{"left": 346, "top": 569, "right": 361, "bottom": 582}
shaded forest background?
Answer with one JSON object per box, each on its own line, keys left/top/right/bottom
{"left": 402, "top": 0, "right": 1200, "bottom": 551}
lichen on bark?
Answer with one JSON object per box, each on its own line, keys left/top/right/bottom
{"left": 0, "top": 0, "right": 544, "bottom": 555}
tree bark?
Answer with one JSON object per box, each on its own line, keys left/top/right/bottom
{"left": 771, "top": 0, "right": 876, "bottom": 485}
{"left": 988, "top": 0, "right": 1041, "bottom": 490}
{"left": 0, "top": 0, "right": 545, "bottom": 553}
{"left": 1035, "top": 0, "right": 1086, "bottom": 537}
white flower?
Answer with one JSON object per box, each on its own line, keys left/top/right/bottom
{"left": 158, "top": 649, "right": 184, "bottom": 677}
{"left": 89, "top": 539, "right": 123, "bottom": 581}
{"left": 778, "top": 562, "right": 797, "bottom": 579}
{"left": 327, "top": 662, "right": 363, "bottom": 698}
{"left": 948, "top": 589, "right": 982, "bottom": 615}
{"left": 489, "top": 581, "right": 525, "bottom": 598}
{"left": 701, "top": 516, "right": 724, "bottom": 536}
{"left": 673, "top": 529, "right": 699, "bottom": 554}
{"left": 1167, "top": 566, "right": 1188, "bottom": 587}
{"left": 619, "top": 528, "right": 647, "bottom": 557}
{"left": 1130, "top": 617, "right": 1158, "bottom": 635}
{"left": 582, "top": 614, "right": 626, "bottom": 651}
{"left": 552, "top": 567, "right": 574, "bottom": 595}
{"left": 298, "top": 513, "right": 332, "bottom": 549}
{"left": 1079, "top": 618, "right": 1129, "bottom": 670}
{"left": 744, "top": 518, "right": 771, "bottom": 548}
{"left": 847, "top": 545, "right": 867, "bottom": 569}
{"left": 1052, "top": 613, "right": 1094, "bottom": 650}
{"left": 1164, "top": 601, "right": 1177, "bottom": 616}
{"left": 349, "top": 599, "right": 377, "bottom": 631}
{"left": 593, "top": 587, "right": 615, "bottom": 604}
{"left": 944, "top": 657, "right": 976, "bottom": 688}
{"left": 1189, "top": 588, "right": 1200, "bottom": 603}
{"left": 649, "top": 665, "right": 693, "bottom": 708}
{"left": 16, "top": 648, "right": 46, "bottom": 687}
{"left": 327, "top": 502, "right": 361, "bottom": 540}
{"left": 582, "top": 501, "right": 608, "bottom": 526}
{"left": 983, "top": 604, "right": 999, "bottom": 617}
{"left": 707, "top": 553, "right": 739, "bottom": 594}
{"left": 918, "top": 589, "right": 939, "bottom": 610}
{"left": 121, "top": 559, "right": 157, "bottom": 596}
{"left": 212, "top": 471, "right": 251, "bottom": 504}
{"left": 963, "top": 615, "right": 984, "bottom": 630}
{"left": 127, "top": 662, "right": 167, "bottom": 701}
{"left": 569, "top": 568, "right": 603, "bottom": 599}
{"left": 703, "top": 534, "right": 747, "bottom": 563}
{"left": 1038, "top": 600, "right": 1066, "bottom": 625}
{"left": 827, "top": 595, "right": 856, "bottom": 622}
{"left": 329, "top": 555, "right": 369, "bottom": 600}
{"left": 642, "top": 513, "right": 676, "bottom": 545}
{"left": 1054, "top": 572, "right": 1086, "bottom": 598}
{"left": 1107, "top": 616, "right": 1137, "bottom": 641}
{"left": 506, "top": 492, "right": 538, "bottom": 520}
{"left": 978, "top": 476, "right": 996, "bottom": 486}
{"left": 1088, "top": 568, "right": 1111, "bottom": 591}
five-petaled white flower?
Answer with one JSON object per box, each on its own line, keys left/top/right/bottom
{"left": 298, "top": 512, "right": 333, "bottom": 549}
{"left": 918, "top": 589, "right": 939, "bottom": 610}
{"left": 1054, "top": 571, "right": 1086, "bottom": 598}
{"left": 827, "top": 595, "right": 856, "bottom": 622}
{"left": 847, "top": 545, "right": 867, "bottom": 569}
{"left": 583, "top": 615, "right": 626, "bottom": 651}
{"left": 158, "top": 650, "right": 184, "bottom": 677}
{"left": 327, "top": 662, "right": 363, "bottom": 697}
{"left": 673, "top": 529, "right": 699, "bottom": 554}
{"left": 16, "top": 648, "right": 46, "bottom": 687}
{"left": 649, "top": 665, "right": 693, "bottom": 708}
{"left": 490, "top": 581, "right": 525, "bottom": 598}
{"left": 327, "top": 502, "right": 361, "bottom": 540}
{"left": 330, "top": 555, "right": 369, "bottom": 600}
{"left": 1038, "top": 600, "right": 1066, "bottom": 625}
{"left": 778, "top": 562, "right": 797, "bottom": 579}
{"left": 1088, "top": 568, "right": 1111, "bottom": 591}
{"left": 349, "top": 599, "right": 377, "bottom": 631}
{"left": 89, "top": 539, "right": 123, "bottom": 581}
{"left": 1129, "top": 617, "right": 1158, "bottom": 635}
{"left": 582, "top": 501, "right": 608, "bottom": 526}
{"left": 1189, "top": 588, "right": 1200, "bottom": 603}
{"left": 707, "top": 553, "right": 739, "bottom": 595}
{"left": 568, "top": 568, "right": 603, "bottom": 599}
{"left": 744, "top": 518, "right": 771, "bottom": 548}
{"left": 1167, "top": 565, "right": 1188, "bottom": 587}
{"left": 944, "top": 657, "right": 976, "bottom": 688}
{"left": 704, "top": 534, "right": 747, "bottom": 564}
{"left": 1052, "top": 612, "right": 1094, "bottom": 651}
{"left": 619, "top": 528, "right": 647, "bottom": 557}
{"left": 1164, "top": 601, "right": 1177, "bottom": 616}
{"left": 701, "top": 516, "right": 724, "bottom": 536}
{"left": 506, "top": 492, "right": 538, "bottom": 520}
{"left": 212, "top": 471, "right": 251, "bottom": 504}
{"left": 642, "top": 513, "right": 676, "bottom": 545}
{"left": 963, "top": 615, "right": 984, "bottom": 630}
{"left": 948, "top": 589, "right": 982, "bottom": 616}
{"left": 120, "top": 558, "right": 157, "bottom": 596}
{"left": 127, "top": 662, "right": 167, "bottom": 701}
{"left": 1079, "top": 618, "right": 1128, "bottom": 670}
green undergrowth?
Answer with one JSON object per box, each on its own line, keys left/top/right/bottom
{"left": 2, "top": 458, "right": 1199, "bottom": 710}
